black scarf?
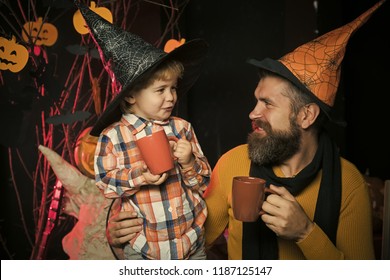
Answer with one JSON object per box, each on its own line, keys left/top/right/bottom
{"left": 242, "top": 130, "right": 341, "bottom": 259}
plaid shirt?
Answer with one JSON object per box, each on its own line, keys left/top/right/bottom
{"left": 94, "top": 114, "right": 211, "bottom": 259}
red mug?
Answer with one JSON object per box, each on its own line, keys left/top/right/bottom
{"left": 136, "top": 129, "right": 178, "bottom": 175}
{"left": 232, "top": 176, "right": 275, "bottom": 222}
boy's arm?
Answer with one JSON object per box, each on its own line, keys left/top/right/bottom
{"left": 95, "top": 134, "right": 147, "bottom": 197}
{"left": 179, "top": 126, "right": 211, "bottom": 193}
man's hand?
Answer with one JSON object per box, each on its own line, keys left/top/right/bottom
{"left": 260, "top": 184, "right": 314, "bottom": 242}
{"left": 107, "top": 210, "right": 143, "bottom": 247}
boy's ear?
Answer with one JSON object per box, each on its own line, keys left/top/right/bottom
{"left": 124, "top": 96, "right": 136, "bottom": 105}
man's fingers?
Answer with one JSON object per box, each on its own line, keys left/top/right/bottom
{"left": 111, "top": 231, "right": 136, "bottom": 247}
{"left": 269, "top": 184, "right": 295, "bottom": 201}
{"left": 115, "top": 211, "right": 138, "bottom": 221}
{"left": 107, "top": 219, "right": 143, "bottom": 247}
{"left": 107, "top": 211, "right": 143, "bottom": 247}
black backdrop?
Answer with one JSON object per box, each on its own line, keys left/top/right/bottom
{"left": 183, "top": 0, "right": 389, "bottom": 178}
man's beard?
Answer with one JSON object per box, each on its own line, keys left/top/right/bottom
{"left": 247, "top": 118, "right": 301, "bottom": 166}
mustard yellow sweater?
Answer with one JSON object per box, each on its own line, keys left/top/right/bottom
{"left": 204, "top": 144, "right": 375, "bottom": 259}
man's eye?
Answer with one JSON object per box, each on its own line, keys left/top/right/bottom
{"left": 263, "top": 100, "right": 273, "bottom": 107}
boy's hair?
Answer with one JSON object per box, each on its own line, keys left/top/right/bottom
{"left": 120, "top": 60, "right": 184, "bottom": 114}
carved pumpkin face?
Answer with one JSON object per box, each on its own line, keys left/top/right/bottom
{"left": 22, "top": 17, "right": 58, "bottom": 46}
{"left": 73, "top": 1, "right": 113, "bottom": 35}
{"left": 0, "top": 36, "right": 29, "bottom": 73}
{"left": 164, "top": 38, "right": 186, "bottom": 53}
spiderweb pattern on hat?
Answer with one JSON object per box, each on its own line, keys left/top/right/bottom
{"left": 279, "top": 0, "right": 385, "bottom": 107}
{"left": 76, "top": 1, "right": 165, "bottom": 94}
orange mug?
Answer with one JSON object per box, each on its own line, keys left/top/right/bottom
{"left": 136, "top": 129, "right": 178, "bottom": 175}
{"left": 232, "top": 176, "right": 275, "bottom": 222}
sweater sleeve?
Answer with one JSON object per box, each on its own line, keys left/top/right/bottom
{"left": 204, "top": 160, "right": 229, "bottom": 247}
{"left": 204, "top": 144, "right": 251, "bottom": 259}
{"left": 297, "top": 160, "right": 375, "bottom": 259}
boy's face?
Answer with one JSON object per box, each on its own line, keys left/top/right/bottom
{"left": 125, "top": 76, "right": 178, "bottom": 121}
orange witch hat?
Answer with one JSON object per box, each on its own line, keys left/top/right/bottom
{"left": 248, "top": 0, "right": 386, "bottom": 116}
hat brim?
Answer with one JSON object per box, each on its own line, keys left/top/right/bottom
{"left": 246, "top": 57, "right": 332, "bottom": 118}
{"left": 90, "top": 39, "right": 208, "bottom": 136}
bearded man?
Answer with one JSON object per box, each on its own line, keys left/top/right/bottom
{"left": 203, "top": 68, "right": 374, "bottom": 259}
{"left": 200, "top": 1, "right": 384, "bottom": 259}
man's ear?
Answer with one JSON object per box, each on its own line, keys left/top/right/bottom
{"left": 124, "top": 95, "right": 135, "bottom": 105}
{"left": 300, "top": 103, "right": 320, "bottom": 129}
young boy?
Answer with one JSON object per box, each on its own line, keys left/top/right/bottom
{"left": 95, "top": 59, "right": 211, "bottom": 260}
{"left": 75, "top": 1, "right": 211, "bottom": 260}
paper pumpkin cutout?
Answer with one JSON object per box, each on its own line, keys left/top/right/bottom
{"left": 164, "top": 38, "right": 186, "bottom": 53}
{"left": 22, "top": 17, "right": 58, "bottom": 46}
{"left": 73, "top": 127, "right": 98, "bottom": 179}
{"left": 73, "top": 1, "right": 113, "bottom": 35}
{"left": 0, "top": 36, "right": 29, "bottom": 73}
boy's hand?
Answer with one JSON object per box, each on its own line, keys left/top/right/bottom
{"left": 142, "top": 164, "right": 168, "bottom": 185}
{"left": 171, "top": 139, "right": 195, "bottom": 169}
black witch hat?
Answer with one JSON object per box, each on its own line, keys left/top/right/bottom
{"left": 74, "top": 1, "right": 208, "bottom": 136}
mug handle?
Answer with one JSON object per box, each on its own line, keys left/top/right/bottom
{"left": 259, "top": 187, "right": 277, "bottom": 216}
{"left": 167, "top": 136, "right": 179, "bottom": 143}
{"left": 167, "top": 136, "right": 179, "bottom": 160}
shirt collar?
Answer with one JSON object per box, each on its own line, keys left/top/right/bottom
{"left": 122, "top": 114, "right": 170, "bottom": 135}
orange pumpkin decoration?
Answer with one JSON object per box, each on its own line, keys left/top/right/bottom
{"left": 0, "top": 36, "right": 29, "bottom": 73}
{"left": 22, "top": 17, "right": 58, "bottom": 46}
{"left": 73, "top": 1, "right": 113, "bottom": 35}
{"left": 164, "top": 38, "right": 186, "bottom": 53}
{"left": 74, "top": 127, "right": 98, "bottom": 179}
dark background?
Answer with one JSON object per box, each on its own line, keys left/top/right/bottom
{"left": 0, "top": 0, "right": 389, "bottom": 259}
{"left": 185, "top": 0, "right": 389, "bottom": 177}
